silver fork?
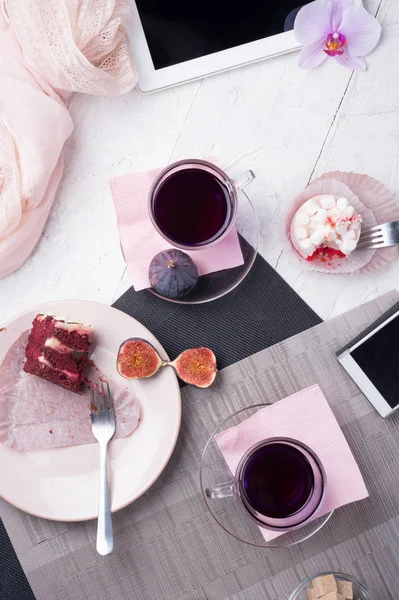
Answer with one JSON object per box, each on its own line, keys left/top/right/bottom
{"left": 357, "top": 221, "right": 399, "bottom": 250}
{"left": 91, "top": 382, "right": 116, "bottom": 556}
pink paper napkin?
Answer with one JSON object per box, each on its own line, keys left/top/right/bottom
{"left": 215, "top": 385, "right": 369, "bottom": 542}
{"left": 110, "top": 166, "right": 244, "bottom": 291}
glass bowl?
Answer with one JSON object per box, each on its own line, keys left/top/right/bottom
{"left": 200, "top": 405, "right": 334, "bottom": 548}
{"left": 289, "top": 571, "right": 371, "bottom": 600}
{"left": 148, "top": 189, "right": 259, "bottom": 304}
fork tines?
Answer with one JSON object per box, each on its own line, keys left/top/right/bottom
{"left": 91, "top": 382, "right": 113, "bottom": 413}
{"left": 357, "top": 225, "right": 384, "bottom": 249}
{"left": 357, "top": 221, "right": 399, "bottom": 250}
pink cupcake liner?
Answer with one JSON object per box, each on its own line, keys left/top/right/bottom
{"left": 288, "top": 178, "right": 377, "bottom": 274}
{"left": 315, "top": 171, "right": 399, "bottom": 273}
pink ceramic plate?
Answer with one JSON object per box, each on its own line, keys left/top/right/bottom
{"left": 0, "top": 300, "right": 181, "bottom": 521}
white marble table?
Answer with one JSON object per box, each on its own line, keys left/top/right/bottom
{"left": 0, "top": 0, "right": 398, "bottom": 325}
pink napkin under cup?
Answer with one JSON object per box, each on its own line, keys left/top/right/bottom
{"left": 110, "top": 164, "right": 244, "bottom": 291}
{"left": 215, "top": 385, "right": 369, "bottom": 542}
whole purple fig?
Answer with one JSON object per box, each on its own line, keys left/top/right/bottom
{"left": 149, "top": 249, "right": 199, "bottom": 298}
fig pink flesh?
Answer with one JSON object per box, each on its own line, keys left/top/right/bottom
{"left": 117, "top": 338, "right": 162, "bottom": 380}
{"left": 172, "top": 347, "right": 217, "bottom": 388}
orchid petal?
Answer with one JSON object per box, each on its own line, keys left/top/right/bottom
{"left": 340, "top": 6, "right": 381, "bottom": 56}
{"left": 294, "top": 0, "right": 333, "bottom": 45}
{"left": 331, "top": 0, "right": 351, "bottom": 30}
{"left": 335, "top": 52, "right": 367, "bottom": 70}
{"left": 298, "top": 38, "right": 328, "bottom": 68}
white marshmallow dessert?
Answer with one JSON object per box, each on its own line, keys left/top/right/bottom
{"left": 290, "top": 195, "right": 363, "bottom": 261}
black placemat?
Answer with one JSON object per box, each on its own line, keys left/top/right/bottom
{"left": 0, "top": 252, "right": 320, "bottom": 600}
{"left": 113, "top": 252, "right": 321, "bottom": 367}
{"left": 0, "top": 519, "right": 35, "bottom": 600}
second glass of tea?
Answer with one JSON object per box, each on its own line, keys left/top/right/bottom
{"left": 206, "top": 437, "right": 327, "bottom": 531}
{"left": 148, "top": 159, "right": 255, "bottom": 250}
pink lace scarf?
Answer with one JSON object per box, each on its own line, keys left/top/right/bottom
{"left": 0, "top": 0, "right": 136, "bottom": 279}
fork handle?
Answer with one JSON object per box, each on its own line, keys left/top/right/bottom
{"left": 96, "top": 441, "right": 113, "bottom": 556}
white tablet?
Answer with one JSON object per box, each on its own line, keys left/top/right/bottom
{"left": 129, "top": 0, "right": 308, "bottom": 92}
{"left": 338, "top": 308, "right": 399, "bottom": 418}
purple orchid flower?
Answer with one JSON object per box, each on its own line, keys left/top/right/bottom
{"left": 294, "top": 0, "right": 381, "bottom": 70}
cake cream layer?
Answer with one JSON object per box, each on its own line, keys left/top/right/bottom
{"left": 53, "top": 319, "right": 93, "bottom": 336}
{"left": 44, "top": 336, "right": 87, "bottom": 354}
{"left": 38, "top": 355, "right": 81, "bottom": 381}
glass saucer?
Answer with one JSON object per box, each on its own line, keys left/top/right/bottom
{"left": 200, "top": 405, "right": 334, "bottom": 548}
{"left": 148, "top": 189, "right": 259, "bottom": 304}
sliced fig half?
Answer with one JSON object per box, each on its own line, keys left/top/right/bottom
{"left": 117, "top": 338, "right": 163, "bottom": 380}
{"left": 170, "top": 347, "right": 217, "bottom": 388}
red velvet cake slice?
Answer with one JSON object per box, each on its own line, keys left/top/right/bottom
{"left": 23, "top": 315, "right": 93, "bottom": 394}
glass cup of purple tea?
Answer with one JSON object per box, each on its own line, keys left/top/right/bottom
{"left": 206, "top": 438, "right": 327, "bottom": 532}
{"left": 148, "top": 159, "right": 255, "bottom": 250}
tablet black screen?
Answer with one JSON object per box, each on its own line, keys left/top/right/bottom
{"left": 135, "top": 0, "right": 310, "bottom": 70}
{"left": 351, "top": 314, "right": 399, "bottom": 409}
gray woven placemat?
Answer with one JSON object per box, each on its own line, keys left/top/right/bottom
{"left": 1, "top": 291, "right": 399, "bottom": 600}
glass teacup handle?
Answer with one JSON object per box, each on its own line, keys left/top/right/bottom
{"left": 233, "top": 170, "right": 256, "bottom": 191}
{"left": 206, "top": 481, "right": 236, "bottom": 499}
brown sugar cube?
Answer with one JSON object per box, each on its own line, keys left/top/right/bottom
{"left": 307, "top": 587, "right": 316, "bottom": 600}
{"left": 337, "top": 580, "right": 354, "bottom": 600}
{"left": 321, "top": 593, "right": 345, "bottom": 600}
{"left": 312, "top": 575, "right": 338, "bottom": 598}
